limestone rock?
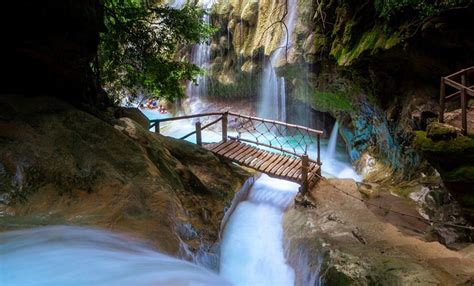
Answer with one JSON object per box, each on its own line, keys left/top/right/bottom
{"left": 357, "top": 182, "right": 380, "bottom": 199}
{"left": 114, "top": 107, "right": 149, "bottom": 129}
{"left": 240, "top": 0, "right": 259, "bottom": 25}
{"left": 0, "top": 96, "right": 248, "bottom": 254}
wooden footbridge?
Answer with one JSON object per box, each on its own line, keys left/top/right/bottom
{"left": 149, "top": 112, "right": 323, "bottom": 193}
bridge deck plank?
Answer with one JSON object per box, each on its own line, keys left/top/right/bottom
{"left": 205, "top": 139, "right": 320, "bottom": 187}
{"left": 218, "top": 141, "right": 241, "bottom": 157}
{"left": 281, "top": 158, "right": 300, "bottom": 178}
{"left": 242, "top": 149, "right": 263, "bottom": 166}
{"left": 241, "top": 148, "right": 262, "bottom": 165}
{"left": 276, "top": 156, "right": 297, "bottom": 176}
{"left": 234, "top": 145, "right": 255, "bottom": 162}
{"left": 227, "top": 143, "right": 248, "bottom": 160}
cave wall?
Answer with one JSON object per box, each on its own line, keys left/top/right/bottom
{"left": 0, "top": 0, "right": 105, "bottom": 105}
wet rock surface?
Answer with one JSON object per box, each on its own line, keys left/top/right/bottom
{"left": 284, "top": 179, "right": 474, "bottom": 285}
{"left": 0, "top": 96, "right": 248, "bottom": 255}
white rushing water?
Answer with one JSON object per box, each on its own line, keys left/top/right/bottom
{"left": 327, "top": 121, "right": 339, "bottom": 160}
{"left": 258, "top": 0, "right": 298, "bottom": 122}
{"left": 0, "top": 226, "right": 230, "bottom": 286}
{"left": 185, "top": 0, "right": 214, "bottom": 114}
{"left": 220, "top": 175, "right": 299, "bottom": 286}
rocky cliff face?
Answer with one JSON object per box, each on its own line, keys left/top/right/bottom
{"left": 0, "top": 96, "right": 247, "bottom": 255}
{"left": 201, "top": 1, "right": 474, "bottom": 212}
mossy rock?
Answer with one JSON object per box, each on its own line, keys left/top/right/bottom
{"left": 426, "top": 122, "right": 459, "bottom": 141}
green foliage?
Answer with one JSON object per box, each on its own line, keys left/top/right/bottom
{"left": 99, "top": 0, "right": 216, "bottom": 101}
{"left": 374, "top": 0, "right": 470, "bottom": 20}
{"left": 312, "top": 91, "right": 354, "bottom": 113}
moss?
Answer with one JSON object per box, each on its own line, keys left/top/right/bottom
{"left": 312, "top": 91, "right": 354, "bottom": 113}
{"left": 444, "top": 166, "right": 474, "bottom": 183}
{"left": 330, "top": 26, "right": 400, "bottom": 66}
{"left": 414, "top": 131, "right": 474, "bottom": 156}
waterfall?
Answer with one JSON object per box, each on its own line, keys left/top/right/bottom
{"left": 327, "top": 121, "right": 339, "bottom": 160}
{"left": 185, "top": 0, "right": 214, "bottom": 114}
{"left": 0, "top": 226, "right": 230, "bottom": 286}
{"left": 220, "top": 174, "right": 299, "bottom": 286}
{"left": 280, "top": 77, "right": 287, "bottom": 123}
{"left": 258, "top": 0, "right": 298, "bottom": 122}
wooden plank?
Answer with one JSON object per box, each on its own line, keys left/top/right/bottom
{"left": 253, "top": 151, "right": 274, "bottom": 169}
{"left": 287, "top": 161, "right": 302, "bottom": 178}
{"left": 234, "top": 145, "right": 256, "bottom": 162}
{"left": 229, "top": 144, "right": 252, "bottom": 160}
{"left": 275, "top": 156, "right": 298, "bottom": 176}
{"left": 224, "top": 143, "right": 245, "bottom": 160}
{"left": 264, "top": 154, "right": 286, "bottom": 173}
{"left": 293, "top": 169, "right": 302, "bottom": 181}
{"left": 222, "top": 143, "right": 245, "bottom": 160}
{"left": 258, "top": 154, "right": 280, "bottom": 172}
{"left": 281, "top": 159, "right": 300, "bottom": 178}
{"left": 215, "top": 141, "right": 239, "bottom": 156}
{"left": 234, "top": 144, "right": 255, "bottom": 162}
{"left": 246, "top": 149, "right": 268, "bottom": 168}
{"left": 241, "top": 148, "right": 262, "bottom": 165}
{"left": 211, "top": 140, "right": 235, "bottom": 153}
{"left": 217, "top": 141, "right": 241, "bottom": 156}
{"left": 274, "top": 156, "right": 292, "bottom": 176}
{"left": 270, "top": 155, "right": 291, "bottom": 174}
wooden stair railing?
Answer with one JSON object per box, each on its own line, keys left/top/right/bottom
{"left": 439, "top": 67, "right": 474, "bottom": 135}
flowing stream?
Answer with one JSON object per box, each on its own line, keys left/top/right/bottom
{"left": 0, "top": 226, "right": 230, "bottom": 286}
{"left": 220, "top": 175, "right": 299, "bottom": 286}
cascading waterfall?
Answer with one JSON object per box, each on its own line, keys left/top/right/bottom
{"left": 327, "top": 121, "right": 339, "bottom": 160}
{"left": 220, "top": 174, "right": 299, "bottom": 286}
{"left": 0, "top": 226, "right": 230, "bottom": 286}
{"left": 280, "top": 77, "right": 287, "bottom": 123}
{"left": 258, "top": 0, "right": 297, "bottom": 122}
{"left": 1, "top": 176, "right": 313, "bottom": 286}
{"left": 185, "top": 0, "right": 214, "bottom": 114}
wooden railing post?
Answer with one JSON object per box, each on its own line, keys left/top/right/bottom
{"left": 300, "top": 154, "right": 309, "bottom": 194}
{"left": 222, "top": 112, "right": 228, "bottom": 142}
{"left": 461, "top": 74, "right": 467, "bottom": 135}
{"left": 155, "top": 121, "right": 160, "bottom": 134}
{"left": 195, "top": 121, "right": 202, "bottom": 146}
{"left": 317, "top": 134, "right": 321, "bottom": 165}
{"left": 439, "top": 77, "right": 446, "bottom": 123}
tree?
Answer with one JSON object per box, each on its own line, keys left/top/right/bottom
{"left": 98, "top": 0, "right": 214, "bottom": 102}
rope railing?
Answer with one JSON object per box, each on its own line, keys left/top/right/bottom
{"left": 227, "top": 112, "right": 322, "bottom": 164}
{"left": 149, "top": 111, "right": 323, "bottom": 165}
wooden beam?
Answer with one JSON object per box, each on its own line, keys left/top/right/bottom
{"left": 195, "top": 121, "right": 202, "bottom": 146}
{"left": 149, "top": 112, "right": 223, "bottom": 124}
{"left": 440, "top": 77, "right": 446, "bottom": 123}
{"left": 461, "top": 75, "right": 467, "bottom": 135}
{"left": 300, "top": 154, "right": 309, "bottom": 194}
{"left": 222, "top": 111, "right": 228, "bottom": 143}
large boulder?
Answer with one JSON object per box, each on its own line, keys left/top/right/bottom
{"left": 0, "top": 96, "right": 248, "bottom": 254}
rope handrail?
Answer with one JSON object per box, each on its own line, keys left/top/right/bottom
{"left": 179, "top": 116, "right": 223, "bottom": 140}
{"left": 150, "top": 111, "right": 324, "bottom": 165}
{"left": 227, "top": 112, "right": 324, "bottom": 135}
{"left": 149, "top": 112, "right": 223, "bottom": 125}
